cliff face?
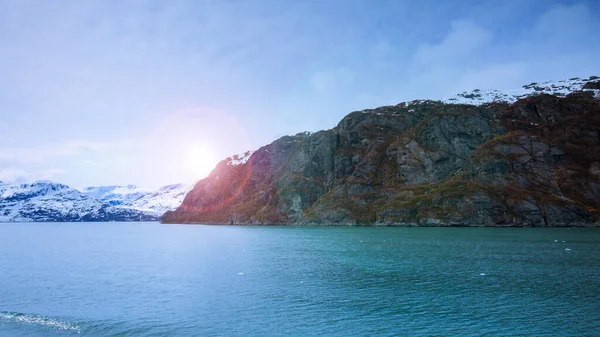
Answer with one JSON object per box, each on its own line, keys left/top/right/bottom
{"left": 163, "top": 79, "right": 600, "bottom": 227}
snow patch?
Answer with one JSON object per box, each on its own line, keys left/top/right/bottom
{"left": 360, "top": 76, "right": 600, "bottom": 115}
{"left": 0, "top": 181, "right": 194, "bottom": 222}
{"left": 441, "top": 77, "right": 600, "bottom": 106}
{"left": 226, "top": 151, "right": 254, "bottom": 166}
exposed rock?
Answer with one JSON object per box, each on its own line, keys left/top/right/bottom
{"left": 583, "top": 81, "right": 600, "bottom": 90}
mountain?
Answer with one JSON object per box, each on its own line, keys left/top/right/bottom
{"left": 81, "top": 183, "right": 192, "bottom": 215}
{"left": 0, "top": 181, "right": 192, "bottom": 222}
{"left": 127, "top": 184, "right": 193, "bottom": 214}
{"left": 81, "top": 185, "right": 149, "bottom": 206}
{"left": 163, "top": 76, "right": 600, "bottom": 227}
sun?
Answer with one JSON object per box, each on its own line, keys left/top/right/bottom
{"left": 184, "top": 144, "right": 217, "bottom": 178}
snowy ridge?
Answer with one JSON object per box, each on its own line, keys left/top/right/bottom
{"left": 360, "top": 76, "right": 600, "bottom": 115}
{"left": 129, "top": 184, "right": 193, "bottom": 214}
{"left": 441, "top": 76, "right": 600, "bottom": 105}
{"left": 226, "top": 151, "right": 254, "bottom": 166}
{"left": 81, "top": 185, "right": 150, "bottom": 206}
{"left": 0, "top": 181, "right": 193, "bottom": 222}
{"left": 0, "top": 181, "right": 104, "bottom": 222}
{"left": 82, "top": 183, "right": 192, "bottom": 214}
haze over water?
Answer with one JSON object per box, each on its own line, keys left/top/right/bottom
{"left": 0, "top": 222, "right": 599, "bottom": 336}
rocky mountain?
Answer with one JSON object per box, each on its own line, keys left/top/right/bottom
{"left": 163, "top": 76, "right": 600, "bottom": 227}
{"left": 126, "top": 184, "right": 193, "bottom": 214}
{"left": 81, "top": 185, "right": 148, "bottom": 206}
{"left": 81, "top": 183, "right": 191, "bottom": 214}
{"left": 0, "top": 181, "right": 192, "bottom": 222}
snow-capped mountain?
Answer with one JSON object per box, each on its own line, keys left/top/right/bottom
{"left": 81, "top": 185, "right": 151, "bottom": 206}
{"left": 0, "top": 181, "right": 193, "bottom": 222}
{"left": 440, "top": 76, "right": 600, "bottom": 105}
{"left": 80, "top": 183, "right": 193, "bottom": 215}
{"left": 128, "top": 184, "right": 192, "bottom": 214}
{"left": 360, "top": 76, "right": 600, "bottom": 115}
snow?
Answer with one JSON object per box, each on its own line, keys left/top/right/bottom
{"left": 128, "top": 183, "right": 194, "bottom": 214}
{"left": 226, "top": 150, "right": 254, "bottom": 166}
{"left": 0, "top": 182, "right": 104, "bottom": 222}
{"left": 440, "top": 76, "right": 600, "bottom": 105}
{"left": 80, "top": 185, "right": 152, "bottom": 207}
{"left": 111, "top": 185, "right": 151, "bottom": 195}
{"left": 0, "top": 181, "right": 194, "bottom": 222}
{"left": 360, "top": 76, "right": 600, "bottom": 114}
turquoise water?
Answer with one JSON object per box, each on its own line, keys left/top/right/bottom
{"left": 0, "top": 223, "right": 599, "bottom": 336}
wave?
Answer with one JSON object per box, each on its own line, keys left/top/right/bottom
{"left": 0, "top": 311, "right": 81, "bottom": 333}
{"left": 0, "top": 311, "right": 176, "bottom": 336}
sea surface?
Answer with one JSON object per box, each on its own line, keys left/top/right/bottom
{"left": 0, "top": 222, "right": 599, "bottom": 336}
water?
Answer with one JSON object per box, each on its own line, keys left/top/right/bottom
{"left": 1, "top": 222, "right": 599, "bottom": 336}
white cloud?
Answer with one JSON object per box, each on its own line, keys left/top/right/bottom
{"left": 0, "top": 168, "right": 28, "bottom": 183}
{"left": 0, "top": 139, "right": 138, "bottom": 164}
{"left": 412, "top": 20, "right": 492, "bottom": 70}
{"left": 400, "top": 20, "right": 499, "bottom": 98}
{"left": 529, "top": 3, "right": 593, "bottom": 42}
{"left": 310, "top": 68, "right": 354, "bottom": 94}
{"left": 0, "top": 168, "right": 66, "bottom": 184}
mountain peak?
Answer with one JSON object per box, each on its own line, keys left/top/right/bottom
{"left": 1, "top": 181, "right": 193, "bottom": 222}
{"left": 32, "top": 180, "right": 58, "bottom": 185}
{"left": 440, "top": 76, "right": 600, "bottom": 105}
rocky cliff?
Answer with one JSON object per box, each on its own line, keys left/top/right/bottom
{"left": 162, "top": 77, "right": 600, "bottom": 226}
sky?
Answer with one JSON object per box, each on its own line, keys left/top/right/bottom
{"left": 0, "top": 0, "right": 599, "bottom": 189}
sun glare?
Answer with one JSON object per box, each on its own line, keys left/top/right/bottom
{"left": 184, "top": 144, "right": 217, "bottom": 178}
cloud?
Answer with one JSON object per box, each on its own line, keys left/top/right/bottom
{"left": 0, "top": 168, "right": 28, "bottom": 183}
{"left": 0, "top": 168, "right": 66, "bottom": 184}
{"left": 310, "top": 68, "right": 354, "bottom": 94}
{"left": 0, "top": 139, "right": 138, "bottom": 164}
{"left": 401, "top": 20, "right": 502, "bottom": 98}
{"left": 528, "top": 3, "right": 594, "bottom": 43}
{"left": 412, "top": 20, "right": 492, "bottom": 70}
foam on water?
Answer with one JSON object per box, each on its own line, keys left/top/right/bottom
{"left": 0, "top": 311, "right": 81, "bottom": 333}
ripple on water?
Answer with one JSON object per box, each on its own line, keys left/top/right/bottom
{"left": 0, "top": 311, "right": 81, "bottom": 333}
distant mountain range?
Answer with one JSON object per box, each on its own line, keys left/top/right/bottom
{"left": 0, "top": 180, "right": 192, "bottom": 222}
{"left": 163, "top": 76, "right": 600, "bottom": 227}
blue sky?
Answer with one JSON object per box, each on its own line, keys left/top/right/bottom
{"left": 0, "top": 0, "right": 599, "bottom": 188}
